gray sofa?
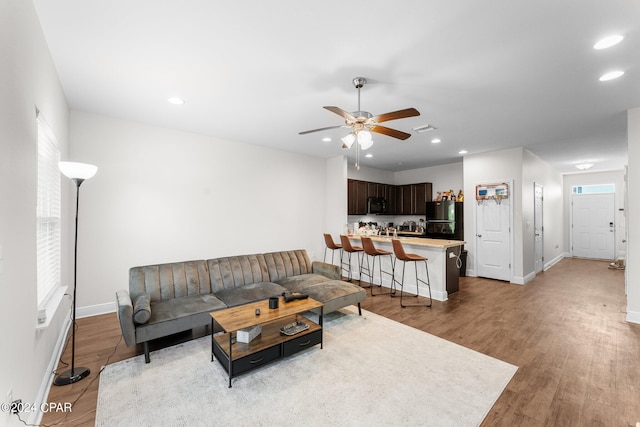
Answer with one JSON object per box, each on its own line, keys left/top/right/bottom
{"left": 116, "top": 249, "right": 366, "bottom": 362}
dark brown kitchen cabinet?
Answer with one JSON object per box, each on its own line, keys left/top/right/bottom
{"left": 348, "top": 179, "right": 368, "bottom": 215}
{"left": 395, "top": 183, "right": 432, "bottom": 215}
{"left": 367, "top": 182, "right": 383, "bottom": 199}
{"left": 348, "top": 179, "right": 431, "bottom": 216}
{"left": 385, "top": 185, "right": 397, "bottom": 215}
{"left": 411, "top": 183, "right": 432, "bottom": 215}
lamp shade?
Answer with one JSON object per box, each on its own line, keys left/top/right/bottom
{"left": 341, "top": 133, "right": 356, "bottom": 149}
{"left": 357, "top": 131, "right": 373, "bottom": 150}
{"left": 59, "top": 162, "right": 98, "bottom": 180}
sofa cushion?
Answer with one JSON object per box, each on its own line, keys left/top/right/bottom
{"left": 214, "top": 281, "right": 287, "bottom": 307}
{"left": 275, "top": 273, "right": 331, "bottom": 293}
{"left": 288, "top": 279, "right": 366, "bottom": 314}
{"left": 148, "top": 293, "right": 227, "bottom": 324}
{"left": 129, "top": 260, "right": 211, "bottom": 302}
{"left": 133, "top": 293, "right": 151, "bottom": 325}
{"left": 135, "top": 293, "right": 228, "bottom": 343}
{"left": 207, "top": 254, "right": 270, "bottom": 293}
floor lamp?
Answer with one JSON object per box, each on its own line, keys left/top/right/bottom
{"left": 54, "top": 161, "right": 98, "bottom": 386}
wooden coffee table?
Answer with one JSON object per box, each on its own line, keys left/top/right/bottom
{"left": 210, "top": 296, "right": 323, "bottom": 387}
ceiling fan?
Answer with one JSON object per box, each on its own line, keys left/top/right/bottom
{"left": 299, "top": 77, "right": 420, "bottom": 148}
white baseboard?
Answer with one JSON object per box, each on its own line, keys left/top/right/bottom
{"left": 77, "top": 301, "right": 116, "bottom": 318}
{"left": 31, "top": 315, "right": 72, "bottom": 425}
{"left": 544, "top": 253, "right": 566, "bottom": 271}
{"left": 626, "top": 310, "right": 640, "bottom": 324}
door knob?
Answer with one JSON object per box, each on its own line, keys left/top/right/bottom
{"left": 477, "top": 234, "right": 482, "bottom": 238}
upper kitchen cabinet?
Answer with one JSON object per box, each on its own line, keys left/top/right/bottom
{"left": 412, "top": 183, "right": 432, "bottom": 215}
{"left": 394, "top": 183, "right": 432, "bottom": 215}
{"left": 348, "top": 179, "right": 431, "bottom": 216}
{"left": 348, "top": 179, "right": 368, "bottom": 215}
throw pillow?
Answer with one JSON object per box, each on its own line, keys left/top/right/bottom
{"left": 133, "top": 293, "right": 151, "bottom": 324}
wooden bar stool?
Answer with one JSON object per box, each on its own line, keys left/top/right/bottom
{"left": 360, "top": 237, "right": 395, "bottom": 296}
{"left": 339, "top": 235, "right": 364, "bottom": 283}
{"left": 391, "top": 239, "right": 432, "bottom": 307}
{"left": 323, "top": 233, "right": 342, "bottom": 265}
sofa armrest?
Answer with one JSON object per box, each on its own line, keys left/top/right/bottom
{"left": 312, "top": 261, "right": 340, "bottom": 280}
{"left": 115, "top": 289, "right": 136, "bottom": 347}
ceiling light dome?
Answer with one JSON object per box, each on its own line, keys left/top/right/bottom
{"left": 575, "top": 163, "right": 594, "bottom": 170}
{"left": 594, "top": 35, "right": 624, "bottom": 50}
{"left": 167, "top": 97, "right": 185, "bottom": 105}
{"left": 599, "top": 70, "right": 624, "bottom": 81}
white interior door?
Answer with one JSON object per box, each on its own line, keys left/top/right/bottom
{"left": 571, "top": 193, "right": 615, "bottom": 259}
{"left": 534, "top": 183, "right": 543, "bottom": 273}
{"left": 476, "top": 195, "right": 511, "bottom": 281}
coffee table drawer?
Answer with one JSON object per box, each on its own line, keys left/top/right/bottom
{"left": 282, "top": 330, "right": 322, "bottom": 357}
{"left": 233, "top": 345, "right": 281, "bottom": 376}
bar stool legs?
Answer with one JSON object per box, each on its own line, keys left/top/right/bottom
{"left": 360, "top": 237, "right": 395, "bottom": 296}
{"left": 339, "top": 235, "right": 364, "bottom": 283}
{"left": 391, "top": 239, "right": 432, "bottom": 308}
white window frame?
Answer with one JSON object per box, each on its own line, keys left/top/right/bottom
{"left": 36, "top": 112, "right": 61, "bottom": 308}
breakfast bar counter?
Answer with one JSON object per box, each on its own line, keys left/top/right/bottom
{"left": 347, "top": 235, "right": 465, "bottom": 301}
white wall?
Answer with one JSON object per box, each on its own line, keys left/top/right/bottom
{"left": 562, "top": 170, "right": 626, "bottom": 260}
{"left": 0, "top": 1, "right": 72, "bottom": 425}
{"left": 347, "top": 164, "right": 395, "bottom": 183}
{"left": 70, "top": 111, "right": 332, "bottom": 313}
{"left": 627, "top": 107, "right": 640, "bottom": 323}
{"left": 463, "top": 148, "right": 524, "bottom": 280}
{"left": 394, "top": 162, "right": 464, "bottom": 195}
{"left": 522, "top": 150, "right": 564, "bottom": 273}
{"left": 325, "top": 155, "right": 349, "bottom": 238}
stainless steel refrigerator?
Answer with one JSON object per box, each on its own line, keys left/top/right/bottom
{"left": 425, "top": 201, "right": 464, "bottom": 240}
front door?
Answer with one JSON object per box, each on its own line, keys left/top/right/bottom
{"left": 476, "top": 192, "right": 511, "bottom": 281}
{"left": 571, "top": 193, "right": 615, "bottom": 259}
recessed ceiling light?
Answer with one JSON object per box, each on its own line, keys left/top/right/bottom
{"left": 322, "top": 137, "right": 331, "bottom": 142}
{"left": 594, "top": 35, "right": 624, "bottom": 50}
{"left": 458, "top": 150, "right": 468, "bottom": 155}
{"left": 168, "top": 97, "right": 185, "bottom": 105}
{"left": 575, "top": 163, "right": 594, "bottom": 170}
{"left": 431, "top": 138, "right": 441, "bottom": 144}
{"left": 365, "top": 153, "right": 373, "bottom": 158}
{"left": 599, "top": 70, "right": 624, "bottom": 81}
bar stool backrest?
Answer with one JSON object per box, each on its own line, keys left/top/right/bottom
{"left": 392, "top": 239, "right": 410, "bottom": 261}
{"left": 340, "top": 235, "right": 358, "bottom": 252}
{"left": 324, "top": 233, "right": 342, "bottom": 250}
{"left": 361, "top": 237, "right": 377, "bottom": 256}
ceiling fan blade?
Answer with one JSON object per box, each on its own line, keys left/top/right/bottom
{"left": 371, "top": 108, "right": 420, "bottom": 123}
{"left": 323, "top": 106, "right": 357, "bottom": 121}
{"left": 298, "top": 125, "right": 346, "bottom": 135}
{"left": 370, "top": 125, "right": 412, "bottom": 140}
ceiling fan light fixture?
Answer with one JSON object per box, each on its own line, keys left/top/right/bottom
{"left": 357, "top": 130, "right": 373, "bottom": 150}
{"left": 341, "top": 133, "right": 356, "bottom": 148}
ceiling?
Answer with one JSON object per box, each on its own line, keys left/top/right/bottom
{"left": 33, "top": 0, "right": 640, "bottom": 173}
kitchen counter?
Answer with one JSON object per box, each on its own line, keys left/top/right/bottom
{"left": 349, "top": 234, "right": 465, "bottom": 249}
{"left": 347, "top": 235, "right": 465, "bottom": 301}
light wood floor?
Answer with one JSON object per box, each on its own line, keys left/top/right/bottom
{"left": 41, "top": 258, "right": 639, "bottom": 426}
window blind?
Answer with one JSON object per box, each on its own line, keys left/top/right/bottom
{"left": 36, "top": 113, "right": 61, "bottom": 307}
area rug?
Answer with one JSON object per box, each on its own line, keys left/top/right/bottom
{"left": 96, "top": 307, "right": 517, "bottom": 426}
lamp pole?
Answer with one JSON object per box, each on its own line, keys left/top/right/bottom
{"left": 54, "top": 162, "right": 97, "bottom": 386}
